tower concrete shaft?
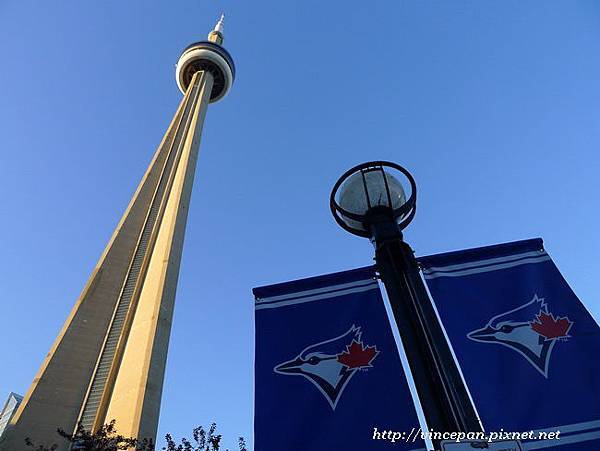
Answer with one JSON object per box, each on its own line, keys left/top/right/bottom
{"left": 1, "top": 18, "right": 234, "bottom": 450}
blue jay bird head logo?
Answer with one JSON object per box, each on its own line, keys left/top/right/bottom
{"left": 274, "top": 325, "right": 379, "bottom": 409}
{"left": 467, "top": 294, "right": 573, "bottom": 377}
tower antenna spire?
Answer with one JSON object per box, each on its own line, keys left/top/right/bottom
{"left": 208, "top": 13, "right": 225, "bottom": 45}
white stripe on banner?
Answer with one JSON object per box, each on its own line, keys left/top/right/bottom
{"left": 255, "top": 284, "right": 379, "bottom": 310}
{"left": 523, "top": 430, "right": 600, "bottom": 449}
{"left": 533, "top": 419, "right": 600, "bottom": 436}
{"left": 423, "top": 256, "right": 551, "bottom": 279}
{"left": 255, "top": 278, "right": 376, "bottom": 304}
{"left": 423, "top": 250, "right": 545, "bottom": 275}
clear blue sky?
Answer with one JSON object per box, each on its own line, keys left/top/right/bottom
{"left": 1, "top": 1, "right": 599, "bottom": 448}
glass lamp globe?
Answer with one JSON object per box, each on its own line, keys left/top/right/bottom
{"left": 337, "top": 169, "right": 407, "bottom": 232}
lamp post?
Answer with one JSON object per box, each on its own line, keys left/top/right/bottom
{"left": 330, "top": 161, "right": 482, "bottom": 450}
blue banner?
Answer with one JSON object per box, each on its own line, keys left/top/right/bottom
{"left": 420, "top": 238, "right": 600, "bottom": 450}
{"left": 253, "top": 266, "right": 425, "bottom": 451}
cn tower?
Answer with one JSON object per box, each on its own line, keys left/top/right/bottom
{"left": 1, "top": 17, "right": 235, "bottom": 450}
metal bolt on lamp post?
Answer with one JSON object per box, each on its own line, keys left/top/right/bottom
{"left": 330, "top": 161, "right": 483, "bottom": 450}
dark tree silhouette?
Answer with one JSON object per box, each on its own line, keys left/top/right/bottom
{"left": 25, "top": 421, "right": 246, "bottom": 451}
{"left": 163, "top": 423, "right": 247, "bottom": 451}
{"left": 25, "top": 420, "right": 154, "bottom": 451}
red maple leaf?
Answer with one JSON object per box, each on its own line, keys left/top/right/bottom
{"left": 337, "top": 340, "right": 379, "bottom": 369}
{"left": 530, "top": 311, "right": 573, "bottom": 340}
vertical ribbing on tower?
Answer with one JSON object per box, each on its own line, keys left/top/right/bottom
{"left": 77, "top": 70, "right": 214, "bottom": 433}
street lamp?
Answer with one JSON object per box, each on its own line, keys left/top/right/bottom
{"left": 331, "top": 161, "right": 482, "bottom": 450}
{"left": 331, "top": 162, "right": 416, "bottom": 239}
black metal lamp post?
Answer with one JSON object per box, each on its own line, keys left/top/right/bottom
{"left": 330, "top": 161, "right": 482, "bottom": 450}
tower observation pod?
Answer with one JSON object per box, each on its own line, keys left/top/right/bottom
{"left": 176, "top": 14, "right": 235, "bottom": 102}
{"left": 0, "top": 17, "right": 235, "bottom": 450}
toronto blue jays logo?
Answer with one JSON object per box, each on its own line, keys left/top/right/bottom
{"left": 467, "top": 294, "right": 573, "bottom": 377}
{"left": 274, "top": 325, "right": 379, "bottom": 409}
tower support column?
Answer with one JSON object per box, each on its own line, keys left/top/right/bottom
{"left": 1, "top": 70, "right": 217, "bottom": 450}
{"left": 89, "top": 70, "right": 215, "bottom": 439}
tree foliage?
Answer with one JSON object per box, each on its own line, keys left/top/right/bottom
{"left": 25, "top": 420, "right": 154, "bottom": 451}
{"left": 25, "top": 421, "right": 247, "bottom": 451}
{"left": 164, "top": 423, "right": 247, "bottom": 451}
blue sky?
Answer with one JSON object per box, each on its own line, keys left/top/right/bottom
{"left": 1, "top": 1, "right": 599, "bottom": 448}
